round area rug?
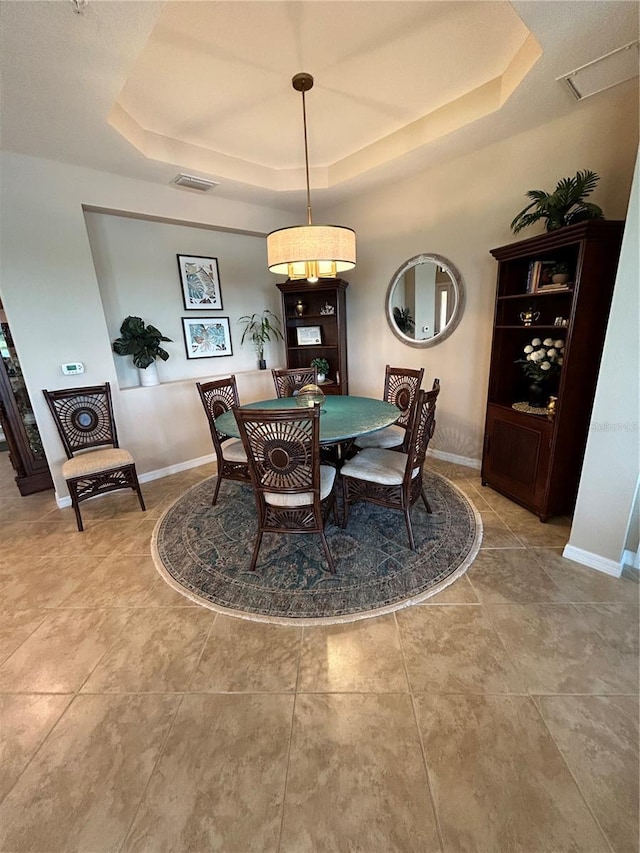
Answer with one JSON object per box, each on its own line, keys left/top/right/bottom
{"left": 152, "top": 470, "right": 482, "bottom": 625}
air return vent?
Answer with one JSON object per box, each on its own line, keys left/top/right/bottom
{"left": 558, "top": 41, "right": 639, "bottom": 100}
{"left": 172, "top": 174, "right": 219, "bottom": 192}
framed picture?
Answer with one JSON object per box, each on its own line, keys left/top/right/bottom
{"left": 182, "top": 317, "right": 233, "bottom": 359}
{"left": 177, "top": 255, "right": 223, "bottom": 310}
{"left": 296, "top": 325, "right": 322, "bottom": 345}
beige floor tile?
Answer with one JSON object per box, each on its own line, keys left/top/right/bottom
{"left": 503, "top": 514, "right": 572, "bottom": 548}
{"left": 531, "top": 547, "right": 640, "bottom": 602}
{"left": 0, "top": 608, "right": 130, "bottom": 692}
{"left": 397, "top": 605, "right": 523, "bottom": 693}
{"left": 297, "top": 614, "right": 408, "bottom": 693}
{"left": 0, "top": 555, "right": 95, "bottom": 609}
{"left": 0, "top": 496, "right": 60, "bottom": 522}
{"left": 0, "top": 608, "right": 48, "bottom": 666}
{"left": 190, "top": 614, "right": 300, "bottom": 693}
{"left": 0, "top": 693, "right": 179, "bottom": 852}
{"left": 115, "top": 518, "right": 159, "bottom": 555}
{"left": 0, "top": 694, "right": 72, "bottom": 802}
{"left": 415, "top": 693, "right": 610, "bottom": 853}
{"left": 453, "top": 479, "right": 493, "bottom": 511}
{"left": 419, "top": 574, "right": 479, "bottom": 604}
{"left": 81, "top": 607, "right": 214, "bottom": 693}
{"left": 478, "top": 511, "right": 523, "bottom": 548}
{"left": 574, "top": 602, "right": 639, "bottom": 655}
{"left": 468, "top": 548, "right": 563, "bottom": 603}
{"left": 144, "top": 576, "right": 201, "bottom": 606}
{"left": 280, "top": 693, "right": 440, "bottom": 853}
{"left": 536, "top": 695, "right": 639, "bottom": 853}
{"left": 122, "top": 693, "right": 293, "bottom": 853}
{"left": 57, "top": 555, "right": 163, "bottom": 608}
{"left": 487, "top": 603, "right": 639, "bottom": 694}
{"left": 13, "top": 518, "right": 147, "bottom": 558}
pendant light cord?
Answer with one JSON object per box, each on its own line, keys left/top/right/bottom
{"left": 301, "top": 88, "right": 313, "bottom": 226}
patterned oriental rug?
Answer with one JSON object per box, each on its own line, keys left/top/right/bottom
{"left": 152, "top": 471, "right": 482, "bottom": 625}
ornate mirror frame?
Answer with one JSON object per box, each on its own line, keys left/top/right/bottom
{"left": 385, "top": 253, "right": 466, "bottom": 348}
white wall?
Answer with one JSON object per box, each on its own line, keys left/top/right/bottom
{"left": 324, "top": 86, "right": 638, "bottom": 464}
{"left": 0, "top": 152, "right": 292, "bottom": 498}
{"left": 85, "top": 212, "right": 283, "bottom": 388}
{"left": 565, "top": 151, "right": 639, "bottom": 575}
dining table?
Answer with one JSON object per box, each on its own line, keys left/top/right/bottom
{"left": 215, "top": 395, "right": 400, "bottom": 446}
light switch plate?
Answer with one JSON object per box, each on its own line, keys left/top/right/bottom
{"left": 61, "top": 362, "right": 84, "bottom": 375}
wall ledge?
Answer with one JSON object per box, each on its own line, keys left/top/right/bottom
{"left": 562, "top": 544, "right": 623, "bottom": 578}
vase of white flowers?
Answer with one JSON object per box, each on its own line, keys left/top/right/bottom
{"left": 515, "top": 337, "right": 564, "bottom": 406}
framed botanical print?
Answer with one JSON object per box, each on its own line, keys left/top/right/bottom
{"left": 182, "top": 317, "right": 233, "bottom": 359}
{"left": 177, "top": 255, "right": 223, "bottom": 310}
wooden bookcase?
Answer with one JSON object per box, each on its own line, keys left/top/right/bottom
{"left": 276, "top": 278, "right": 349, "bottom": 395}
{"left": 481, "top": 220, "right": 624, "bottom": 520}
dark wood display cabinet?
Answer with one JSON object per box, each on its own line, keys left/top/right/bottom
{"left": 481, "top": 220, "right": 624, "bottom": 521}
{"left": 276, "top": 278, "right": 349, "bottom": 395}
{"left": 0, "top": 315, "right": 53, "bottom": 495}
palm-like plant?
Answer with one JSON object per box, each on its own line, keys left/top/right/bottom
{"left": 239, "top": 309, "right": 284, "bottom": 366}
{"left": 510, "top": 170, "right": 604, "bottom": 234}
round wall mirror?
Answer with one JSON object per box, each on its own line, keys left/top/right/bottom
{"left": 385, "top": 253, "right": 465, "bottom": 347}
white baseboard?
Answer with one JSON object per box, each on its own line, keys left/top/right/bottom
{"left": 427, "top": 448, "right": 481, "bottom": 470}
{"left": 562, "top": 544, "right": 623, "bottom": 578}
{"left": 54, "top": 453, "right": 216, "bottom": 509}
{"left": 622, "top": 548, "right": 640, "bottom": 571}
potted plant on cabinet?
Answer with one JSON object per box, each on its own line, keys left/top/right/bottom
{"left": 238, "top": 309, "right": 284, "bottom": 369}
{"left": 310, "top": 357, "right": 329, "bottom": 383}
{"left": 510, "top": 169, "right": 604, "bottom": 234}
{"left": 112, "top": 316, "right": 172, "bottom": 386}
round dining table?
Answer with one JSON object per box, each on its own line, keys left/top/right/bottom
{"left": 215, "top": 395, "right": 399, "bottom": 446}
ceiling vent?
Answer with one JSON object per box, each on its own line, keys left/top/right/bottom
{"left": 558, "top": 41, "right": 639, "bottom": 100}
{"left": 172, "top": 173, "right": 219, "bottom": 192}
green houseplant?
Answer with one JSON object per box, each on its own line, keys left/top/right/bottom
{"left": 510, "top": 169, "right": 604, "bottom": 235}
{"left": 239, "top": 309, "right": 284, "bottom": 369}
{"left": 393, "top": 306, "right": 415, "bottom": 335}
{"left": 112, "top": 316, "right": 172, "bottom": 386}
{"left": 310, "top": 357, "right": 330, "bottom": 382}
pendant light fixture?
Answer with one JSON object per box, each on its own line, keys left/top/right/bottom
{"left": 267, "top": 73, "right": 356, "bottom": 283}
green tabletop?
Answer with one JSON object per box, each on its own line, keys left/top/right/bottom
{"left": 216, "top": 396, "right": 399, "bottom": 445}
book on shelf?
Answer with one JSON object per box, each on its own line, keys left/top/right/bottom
{"left": 537, "top": 282, "right": 573, "bottom": 293}
{"left": 525, "top": 261, "right": 541, "bottom": 293}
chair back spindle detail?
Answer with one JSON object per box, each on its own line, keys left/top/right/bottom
{"left": 196, "top": 376, "right": 249, "bottom": 505}
{"left": 272, "top": 367, "right": 318, "bottom": 398}
{"left": 355, "top": 365, "right": 424, "bottom": 451}
{"left": 341, "top": 378, "right": 440, "bottom": 551}
{"left": 234, "top": 405, "right": 337, "bottom": 573}
{"left": 42, "top": 382, "right": 145, "bottom": 531}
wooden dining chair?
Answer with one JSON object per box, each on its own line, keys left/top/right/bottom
{"left": 234, "top": 404, "right": 337, "bottom": 573}
{"left": 355, "top": 365, "right": 424, "bottom": 451}
{"left": 272, "top": 367, "right": 318, "bottom": 398}
{"left": 42, "top": 382, "right": 146, "bottom": 531}
{"left": 341, "top": 379, "right": 440, "bottom": 550}
{"left": 196, "top": 376, "right": 250, "bottom": 505}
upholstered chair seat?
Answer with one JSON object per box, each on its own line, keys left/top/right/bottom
{"left": 354, "top": 424, "right": 406, "bottom": 450}
{"left": 43, "top": 382, "right": 145, "bottom": 532}
{"left": 342, "top": 379, "right": 440, "bottom": 551}
{"left": 219, "top": 437, "right": 247, "bottom": 463}
{"left": 234, "top": 404, "right": 337, "bottom": 573}
{"left": 61, "top": 447, "right": 134, "bottom": 479}
{"left": 264, "top": 465, "right": 336, "bottom": 507}
{"left": 340, "top": 448, "right": 419, "bottom": 486}
{"left": 355, "top": 365, "right": 424, "bottom": 451}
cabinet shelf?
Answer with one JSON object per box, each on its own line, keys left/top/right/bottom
{"left": 277, "top": 278, "right": 349, "bottom": 395}
{"left": 482, "top": 221, "right": 624, "bottom": 521}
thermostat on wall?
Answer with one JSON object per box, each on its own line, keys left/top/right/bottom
{"left": 61, "top": 362, "right": 85, "bottom": 375}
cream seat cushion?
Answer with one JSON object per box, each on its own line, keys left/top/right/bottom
{"left": 340, "top": 448, "right": 419, "bottom": 486}
{"left": 355, "top": 424, "right": 404, "bottom": 449}
{"left": 220, "top": 438, "right": 247, "bottom": 463}
{"left": 62, "top": 447, "right": 134, "bottom": 479}
{"left": 265, "top": 464, "right": 336, "bottom": 507}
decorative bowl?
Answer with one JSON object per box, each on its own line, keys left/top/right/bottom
{"left": 295, "top": 383, "right": 326, "bottom": 409}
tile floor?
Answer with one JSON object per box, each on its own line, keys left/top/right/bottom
{"left": 0, "top": 451, "right": 637, "bottom": 853}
